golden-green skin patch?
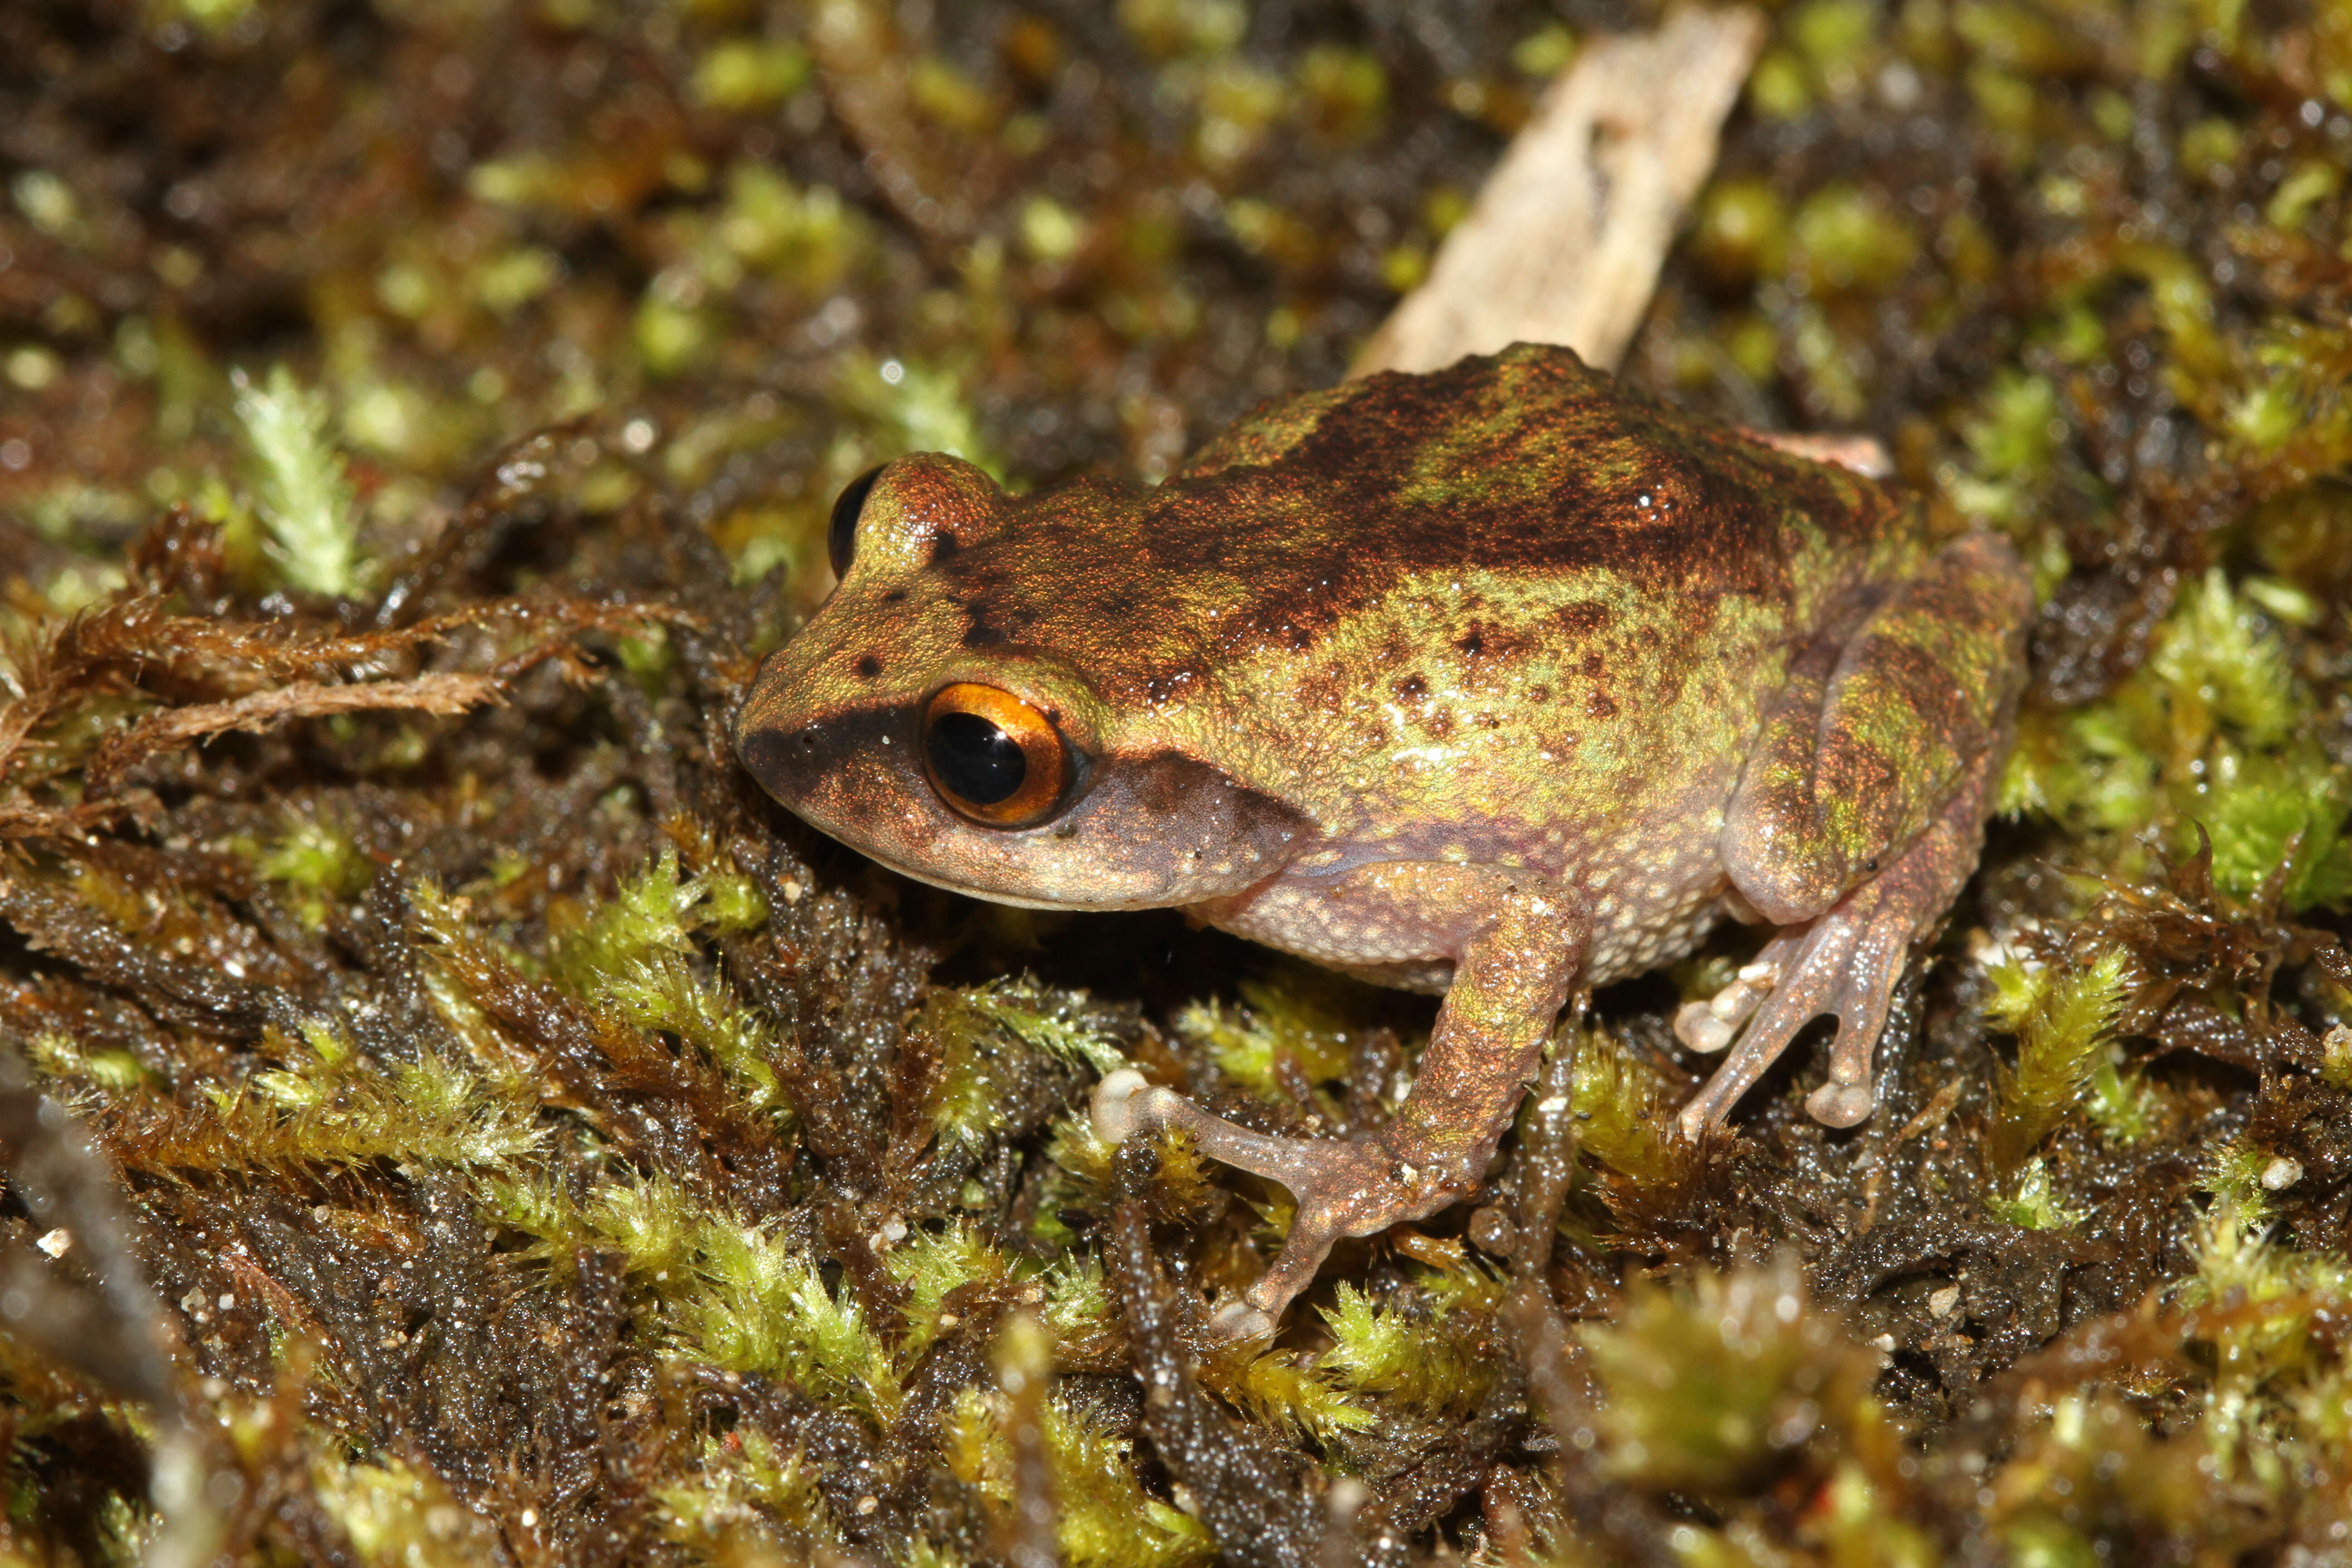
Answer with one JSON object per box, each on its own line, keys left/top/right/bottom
{"left": 737, "top": 341, "right": 2032, "bottom": 1333}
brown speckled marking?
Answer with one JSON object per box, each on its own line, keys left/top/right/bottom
{"left": 897, "top": 345, "right": 1907, "bottom": 710}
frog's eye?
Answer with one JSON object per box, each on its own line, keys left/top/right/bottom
{"left": 922, "top": 682, "right": 1069, "bottom": 828}
{"left": 828, "top": 464, "right": 887, "bottom": 579}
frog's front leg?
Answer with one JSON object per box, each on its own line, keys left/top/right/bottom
{"left": 1094, "top": 872, "right": 1583, "bottom": 1338}
{"left": 1676, "top": 532, "right": 2031, "bottom": 1136}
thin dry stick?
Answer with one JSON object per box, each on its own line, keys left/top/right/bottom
{"left": 1353, "top": 7, "right": 1766, "bottom": 378}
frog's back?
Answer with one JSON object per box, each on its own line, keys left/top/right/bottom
{"left": 1163, "top": 342, "right": 1916, "bottom": 627}
{"left": 920, "top": 344, "right": 1921, "bottom": 718}
{"left": 1140, "top": 343, "right": 1927, "bottom": 861}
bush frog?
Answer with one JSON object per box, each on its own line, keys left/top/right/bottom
{"left": 736, "top": 343, "right": 2032, "bottom": 1337}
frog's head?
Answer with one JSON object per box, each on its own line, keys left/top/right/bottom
{"left": 733, "top": 453, "right": 1312, "bottom": 910}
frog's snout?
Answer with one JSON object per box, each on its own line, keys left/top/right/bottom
{"left": 734, "top": 688, "right": 916, "bottom": 821}
{"left": 733, "top": 712, "right": 822, "bottom": 804}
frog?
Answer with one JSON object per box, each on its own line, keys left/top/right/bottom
{"left": 735, "top": 342, "right": 2033, "bottom": 1339}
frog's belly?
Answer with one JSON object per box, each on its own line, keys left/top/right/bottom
{"left": 1579, "top": 872, "right": 1738, "bottom": 986}
{"left": 1197, "top": 858, "right": 1737, "bottom": 995}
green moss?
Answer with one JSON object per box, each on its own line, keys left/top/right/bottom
{"left": 955, "top": 979, "right": 1129, "bottom": 1077}
{"left": 945, "top": 1385, "right": 1214, "bottom": 1568}
{"left": 1295, "top": 45, "right": 1387, "bottom": 143}
{"left": 1582, "top": 1258, "right": 1883, "bottom": 1495}
{"left": 2004, "top": 569, "right": 2352, "bottom": 910}
{"left": 2324, "top": 1024, "right": 2352, "bottom": 1091}
{"left": 886, "top": 1222, "right": 1023, "bottom": 1357}
{"left": 1194, "top": 1337, "right": 1372, "bottom": 1444}
{"left": 160, "top": 1020, "right": 548, "bottom": 1172}
{"left": 690, "top": 39, "right": 812, "bottom": 112}
{"left": 2175, "top": 1205, "right": 2352, "bottom": 1471}
{"left": 835, "top": 353, "right": 1001, "bottom": 481}
{"left": 1790, "top": 184, "right": 1918, "bottom": 295}
{"left": 1040, "top": 1256, "right": 1119, "bottom": 1367}
{"left": 1174, "top": 975, "right": 1363, "bottom": 1105}
{"left": 231, "top": 364, "right": 367, "bottom": 599}
{"left": 1568, "top": 1025, "right": 1683, "bottom": 1185}
{"left": 2081, "top": 1048, "right": 2163, "bottom": 1146}
{"left": 551, "top": 849, "right": 736, "bottom": 995}
{"left": 2200, "top": 1141, "right": 2284, "bottom": 1229}
{"left": 1984, "top": 1156, "right": 2087, "bottom": 1231}
{"left": 684, "top": 1228, "right": 904, "bottom": 1425}
{"left": 1984, "top": 945, "right": 2133, "bottom": 1173}
{"left": 603, "top": 956, "right": 789, "bottom": 1117}
{"left": 658, "top": 1427, "right": 844, "bottom": 1557}
{"left": 1317, "top": 1278, "right": 1494, "bottom": 1419}
{"left": 1980, "top": 1392, "right": 2230, "bottom": 1563}
{"left": 26, "top": 1029, "right": 157, "bottom": 1094}
{"left": 1692, "top": 178, "right": 1787, "bottom": 283}
{"left": 924, "top": 978, "right": 1127, "bottom": 1154}
{"left": 1509, "top": 24, "right": 1576, "bottom": 78}
{"left": 256, "top": 814, "right": 374, "bottom": 929}
{"left": 1949, "top": 370, "right": 2065, "bottom": 533}
{"left": 312, "top": 1457, "right": 508, "bottom": 1568}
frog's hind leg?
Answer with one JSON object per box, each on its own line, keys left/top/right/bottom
{"left": 1678, "top": 531, "right": 2028, "bottom": 1133}
{"left": 1675, "top": 745, "right": 1994, "bottom": 1139}
{"left": 1720, "top": 531, "right": 2030, "bottom": 929}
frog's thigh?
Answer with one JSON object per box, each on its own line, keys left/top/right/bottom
{"left": 1676, "top": 743, "right": 1997, "bottom": 1136}
{"left": 1722, "top": 533, "right": 2031, "bottom": 926}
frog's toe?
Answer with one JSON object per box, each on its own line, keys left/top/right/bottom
{"left": 1676, "top": 885, "right": 1912, "bottom": 1138}
{"left": 1675, "top": 946, "right": 1795, "bottom": 1054}
{"left": 1805, "top": 1079, "right": 1876, "bottom": 1127}
{"left": 1102, "top": 1088, "right": 1473, "bottom": 1326}
{"left": 1208, "top": 1299, "right": 1278, "bottom": 1342}
{"left": 1091, "top": 1068, "right": 1160, "bottom": 1144}
{"left": 1674, "top": 1001, "right": 1736, "bottom": 1053}
{"left": 1088, "top": 1067, "right": 1484, "bottom": 1327}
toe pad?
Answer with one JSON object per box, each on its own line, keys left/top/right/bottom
{"left": 1675, "top": 1000, "right": 1736, "bottom": 1054}
{"left": 1091, "top": 1068, "right": 1152, "bottom": 1144}
{"left": 1806, "top": 1080, "right": 1874, "bottom": 1128}
{"left": 1209, "top": 1299, "right": 1277, "bottom": 1341}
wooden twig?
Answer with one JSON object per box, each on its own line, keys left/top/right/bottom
{"left": 1353, "top": 7, "right": 1766, "bottom": 378}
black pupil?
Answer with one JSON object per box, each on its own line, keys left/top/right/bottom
{"left": 828, "top": 465, "right": 885, "bottom": 578}
{"left": 928, "top": 712, "right": 1027, "bottom": 806}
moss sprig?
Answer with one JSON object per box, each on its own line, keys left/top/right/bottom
{"left": 1983, "top": 945, "right": 2135, "bottom": 1174}
{"left": 230, "top": 364, "right": 368, "bottom": 600}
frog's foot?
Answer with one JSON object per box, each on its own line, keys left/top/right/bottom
{"left": 1092, "top": 1070, "right": 1470, "bottom": 1337}
{"left": 1673, "top": 946, "right": 1798, "bottom": 1054}
{"left": 1674, "top": 764, "right": 1988, "bottom": 1139}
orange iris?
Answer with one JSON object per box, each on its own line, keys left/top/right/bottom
{"left": 921, "top": 683, "right": 1069, "bottom": 827}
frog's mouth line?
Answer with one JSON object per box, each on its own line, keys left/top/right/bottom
{"left": 833, "top": 832, "right": 1176, "bottom": 913}
{"left": 745, "top": 710, "right": 1148, "bottom": 911}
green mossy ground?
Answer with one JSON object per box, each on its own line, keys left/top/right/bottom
{"left": 0, "top": 1, "right": 2348, "bottom": 1563}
